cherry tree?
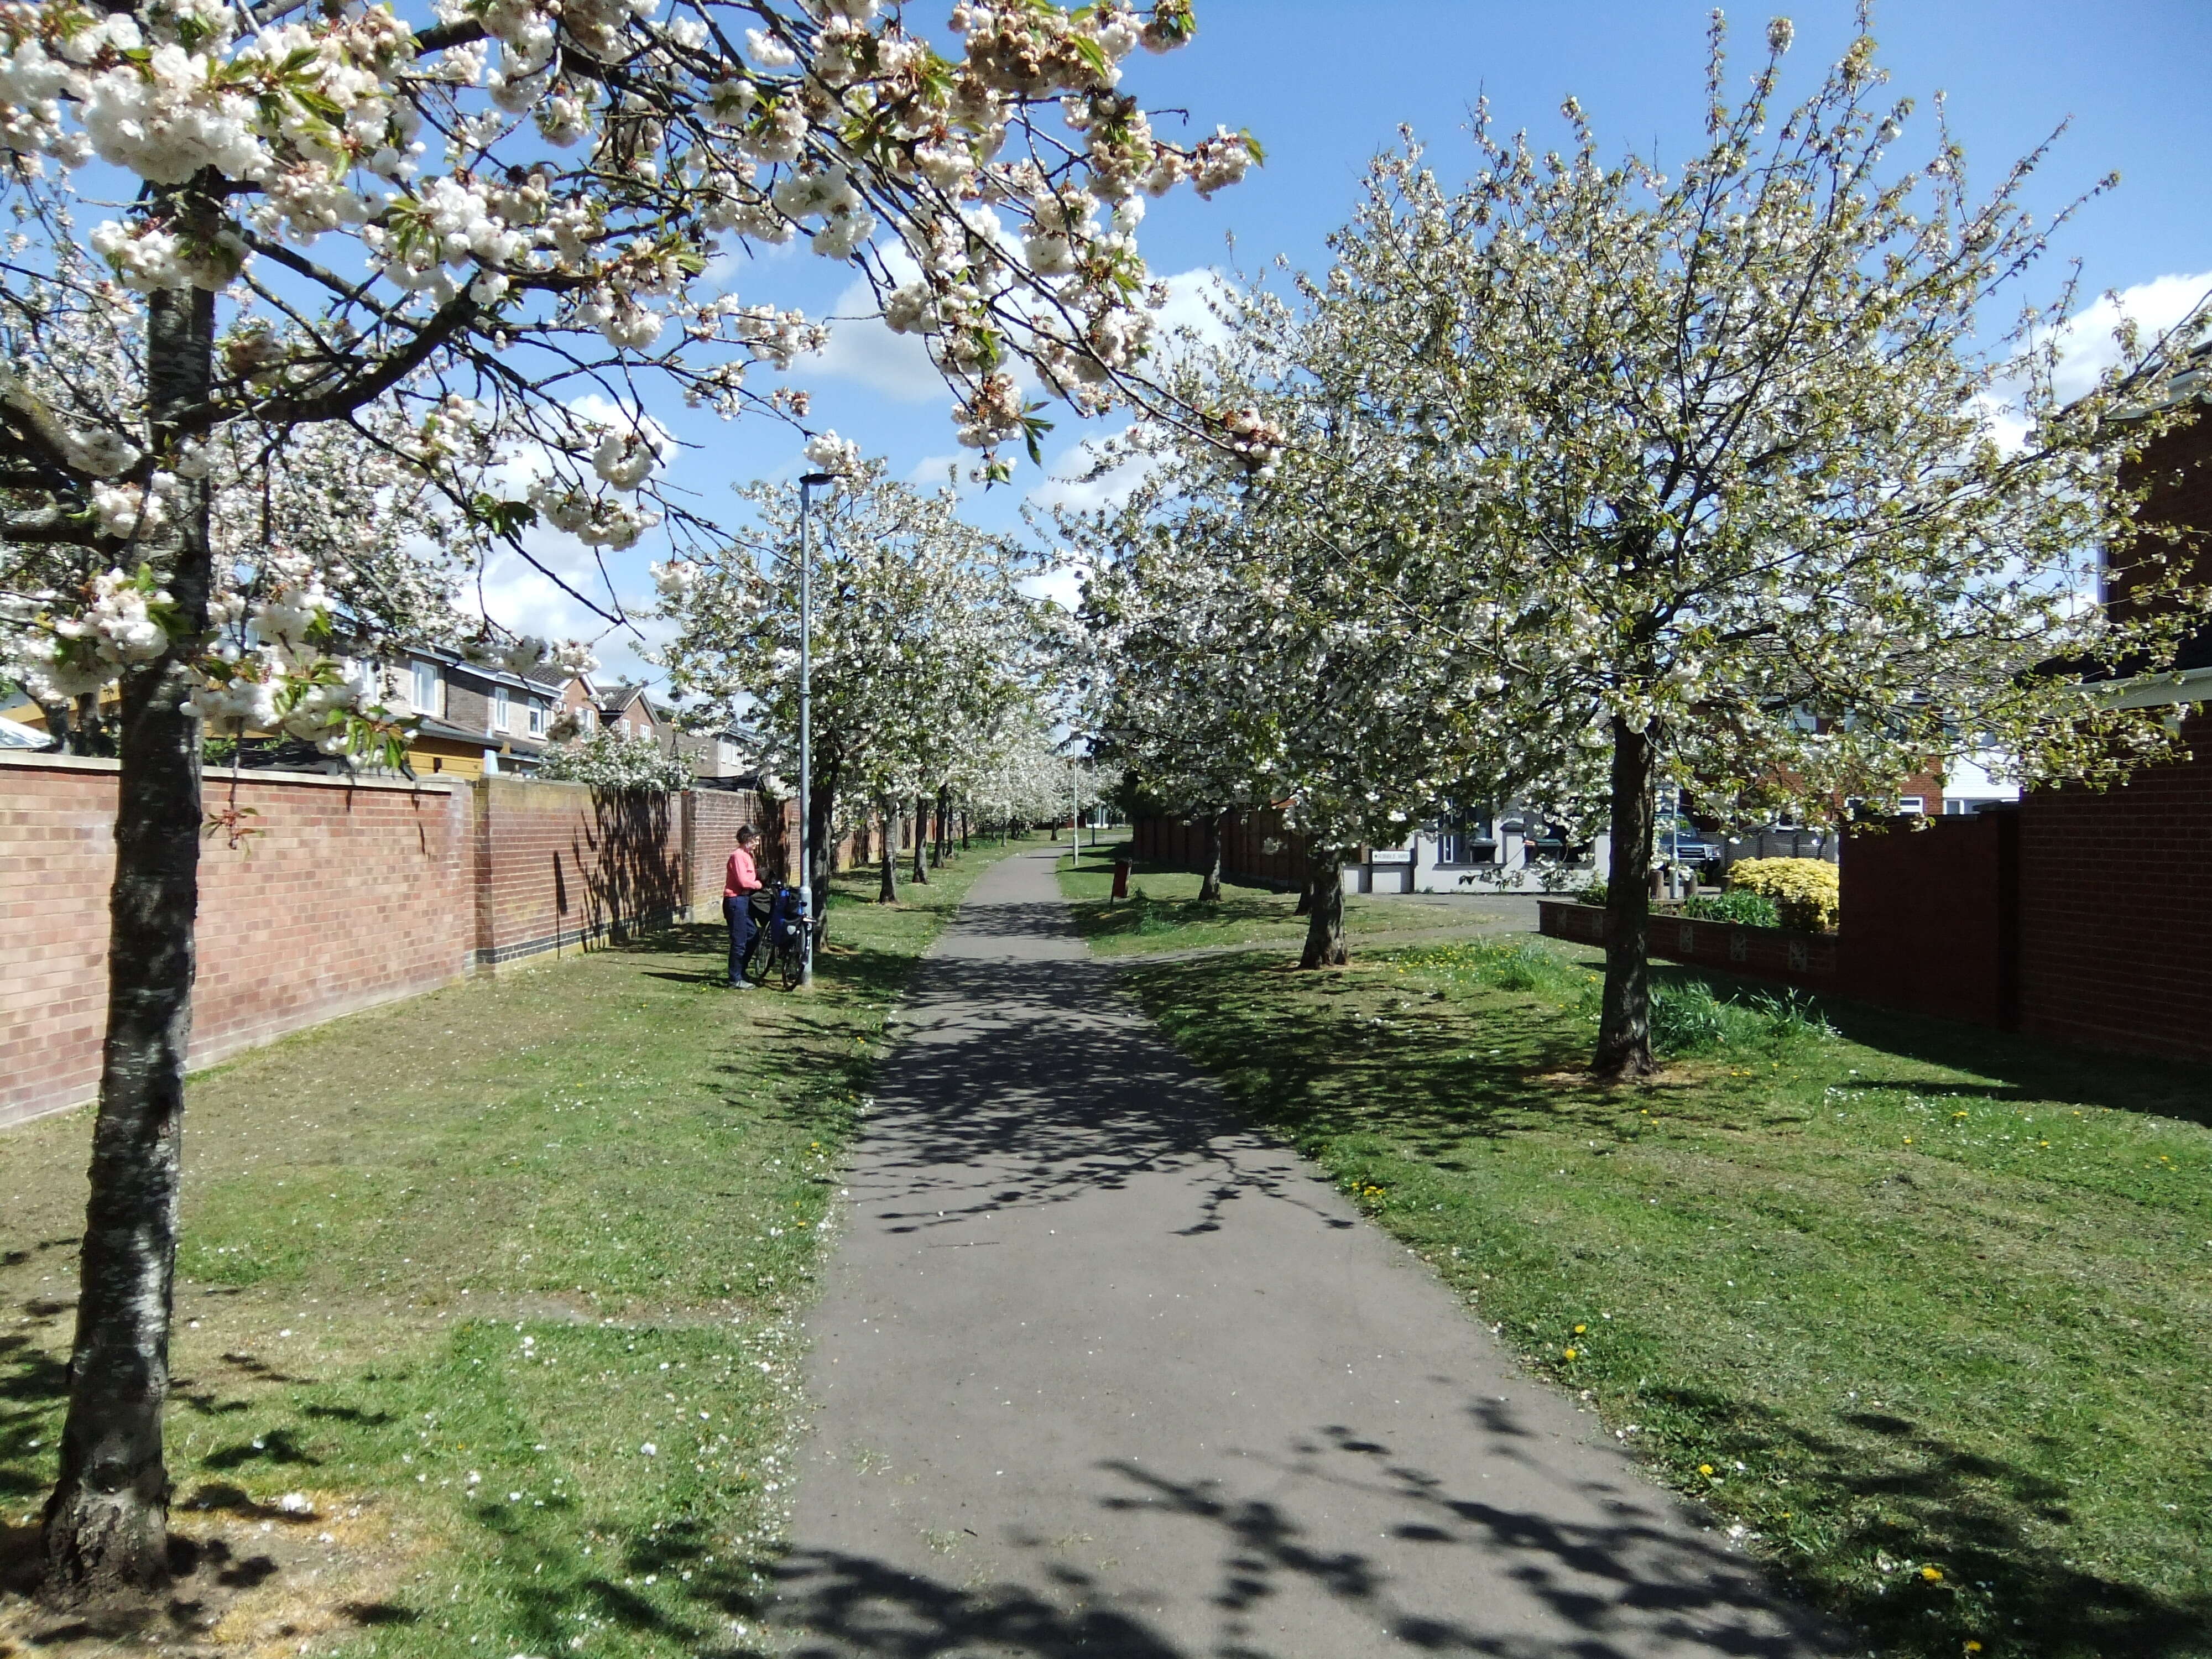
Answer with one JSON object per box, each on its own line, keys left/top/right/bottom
{"left": 0, "top": 0, "right": 1245, "bottom": 1597}
{"left": 1282, "top": 13, "right": 2205, "bottom": 1076}
{"left": 1066, "top": 341, "right": 1519, "bottom": 966}
{"left": 655, "top": 455, "right": 1047, "bottom": 916}
{"left": 970, "top": 711, "right": 1087, "bottom": 833}
{"left": 2, "top": 276, "right": 462, "bottom": 755}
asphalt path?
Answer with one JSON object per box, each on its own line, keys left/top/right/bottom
{"left": 771, "top": 848, "right": 1835, "bottom": 1659}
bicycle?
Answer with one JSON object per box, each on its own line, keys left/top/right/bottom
{"left": 742, "top": 884, "right": 808, "bottom": 990}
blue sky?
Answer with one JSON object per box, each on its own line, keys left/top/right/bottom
{"left": 509, "top": 0, "right": 2212, "bottom": 690}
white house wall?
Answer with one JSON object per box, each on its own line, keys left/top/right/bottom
{"left": 1341, "top": 828, "right": 1612, "bottom": 895}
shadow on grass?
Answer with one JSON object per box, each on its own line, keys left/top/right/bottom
{"left": 1809, "top": 999, "right": 2212, "bottom": 1131}
{"left": 1667, "top": 1383, "right": 2212, "bottom": 1658}
{"left": 1125, "top": 947, "right": 2212, "bottom": 1659}
{"left": 1062, "top": 859, "right": 1296, "bottom": 942}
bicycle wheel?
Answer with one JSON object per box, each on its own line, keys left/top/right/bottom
{"left": 742, "top": 919, "right": 775, "bottom": 984}
{"left": 779, "top": 931, "right": 806, "bottom": 991}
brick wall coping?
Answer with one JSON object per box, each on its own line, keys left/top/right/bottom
{"left": 0, "top": 750, "right": 465, "bottom": 795}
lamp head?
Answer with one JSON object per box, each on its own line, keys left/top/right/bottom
{"left": 799, "top": 472, "right": 837, "bottom": 488}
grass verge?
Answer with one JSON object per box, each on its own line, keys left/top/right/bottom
{"left": 1122, "top": 936, "right": 2212, "bottom": 1659}
{"left": 0, "top": 844, "right": 1013, "bottom": 1659}
{"left": 1054, "top": 839, "right": 1516, "bottom": 957}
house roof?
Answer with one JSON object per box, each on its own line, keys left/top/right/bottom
{"left": 411, "top": 714, "right": 547, "bottom": 753}
{"left": 0, "top": 714, "right": 48, "bottom": 749}
{"left": 400, "top": 644, "right": 565, "bottom": 698}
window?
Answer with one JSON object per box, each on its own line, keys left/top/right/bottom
{"left": 494, "top": 685, "right": 512, "bottom": 732}
{"left": 411, "top": 660, "right": 438, "bottom": 714}
{"left": 1434, "top": 807, "right": 1496, "bottom": 866}
{"left": 1897, "top": 796, "right": 1924, "bottom": 815}
{"left": 581, "top": 705, "right": 597, "bottom": 734}
{"left": 528, "top": 699, "right": 545, "bottom": 736}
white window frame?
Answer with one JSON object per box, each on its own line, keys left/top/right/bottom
{"left": 1897, "top": 796, "right": 1925, "bottom": 815}
{"left": 494, "top": 684, "right": 512, "bottom": 733}
{"left": 528, "top": 699, "right": 545, "bottom": 736}
{"left": 411, "top": 659, "right": 438, "bottom": 714}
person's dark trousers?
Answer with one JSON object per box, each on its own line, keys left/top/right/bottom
{"left": 724, "top": 894, "right": 757, "bottom": 984}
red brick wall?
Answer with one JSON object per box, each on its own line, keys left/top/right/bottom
{"left": 2, "top": 757, "right": 472, "bottom": 1129}
{"left": 2108, "top": 415, "right": 2212, "bottom": 618}
{"left": 1540, "top": 899, "right": 1841, "bottom": 990}
{"left": 688, "top": 789, "right": 799, "bottom": 907}
{"left": 2013, "top": 709, "right": 2212, "bottom": 1059}
{"left": 1130, "top": 809, "right": 1311, "bottom": 889}
{"left": 473, "top": 777, "right": 686, "bottom": 966}
{"left": 2, "top": 759, "right": 790, "bottom": 1126}
{"left": 1839, "top": 813, "right": 2013, "bottom": 1027}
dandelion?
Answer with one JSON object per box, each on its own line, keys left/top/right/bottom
{"left": 1921, "top": 1565, "right": 1944, "bottom": 1582}
{"left": 1574, "top": 1323, "right": 1587, "bottom": 1334}
{"left": 1698, "top": 1464, "right": 1715, "bottom": 1477}
{"left": 1964, "top": 1644, "right": 1983, "bottom": 1654}
{"left": 1563, "top": 1348, "right": 1578, "bottom": 1360}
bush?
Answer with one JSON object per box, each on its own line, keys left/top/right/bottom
{"left": 1650, "top": 979, "right": 1733, "bottom": 1055}
{"left": 1650, "top": 978, "right": 1839, "bottom": 1057}
{"left": 1579, "top": 878, "right": 1608, "bottom": 909}
{"left": 1726, "top": 856, "right": 1838, "bottom": 932}
{"left": 535, "top": 731, "right": 693, "bottom": 791}
{"left": 1472, "top": 940, "right": 1579, "bottom": 994}
{"left": 1682, "top": 888, "right": 1781, "bottom": 928}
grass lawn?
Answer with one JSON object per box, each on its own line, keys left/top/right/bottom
{"left": 1055, "top": 837, "right": 1517, "bottom": 957}
{"left": 1121, "top": 936, "right": 2212, "bottom": 1659}
{"left": 0, "top": 844, "right": 1014, "bottom": 1659}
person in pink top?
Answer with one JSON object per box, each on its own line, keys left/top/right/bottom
{"left": 723, "top": 825, "right": 766, "bottom": 987}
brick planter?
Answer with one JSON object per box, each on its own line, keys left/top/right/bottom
{"left": 1538, "top": 899, "right": 1839, "bottom": 989}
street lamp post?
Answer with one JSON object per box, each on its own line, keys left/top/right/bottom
{"left": 797, "top": 471, "right": 836, "bottom": 988}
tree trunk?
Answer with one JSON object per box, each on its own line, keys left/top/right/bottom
{"left": 1593, "top": 716, "right": 1660, "bottom": 1081}
{"left": 910, "top": 794, "right": 929, "bottom": 884}
{"left": 807, "top": 774, "right": 836, "bottom": 944}
{"left": 878, "top": 805, "right": 899, "bottom": 904}
{"left": 43, "top": 284, "right": 216, "bottom": 1604}
{"left": 1293, "top": 869, "right": 1316, "bottom": 915}
{"left": 71, "top": 691, "right": 107, "bottom": 755}
{"left": 1298, "top": 852, "right": 1347, "bottom": 968}
{"left": 1198, "top": 807, "right": 1226, "bottom": 903}
{"left": 961, "top": 809, "right": 969, "bottom": 852}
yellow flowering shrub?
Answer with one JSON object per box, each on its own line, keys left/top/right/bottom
{"left": 1726, "top": 857, "right": 1839, "bottom": 933}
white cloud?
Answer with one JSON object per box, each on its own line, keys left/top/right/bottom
{"left": 460, "top": 524, "right": 668, "bottom": 691}
{"left": 906, "top": 453, "right": 975, "bottom": 491}
{"left": 1020, "top": 562, "right": 1084, "bottom": 613}
{"left": 2044, "top": 270, "right": 2212, "bottom": 404}
{"left": 1150, "top": 266, "right": 1237, "bottom": 364}
{"left": 799, "top": 262, "right": 1240, "bottom": 414}
{"left": 1977, "top": 270, "right": 2211, "bottom": 453}
{"left": 1025, "top": 426, "right": 1161, "bottom": 515}
{"left": 798, "top": 248, "right": 951, "bottom": 404}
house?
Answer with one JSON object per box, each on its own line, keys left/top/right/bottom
{"left": 388, "top": 648, "right": 564, "bottom": 779}
{"left": 1344, "top": 805, "right": 1614, "bottom": 895}
{"left": 596, "top": 681, "right": 664, "bottom": 741}
{"left": 670, "top": 722, "right": 754, "bottom": 781}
